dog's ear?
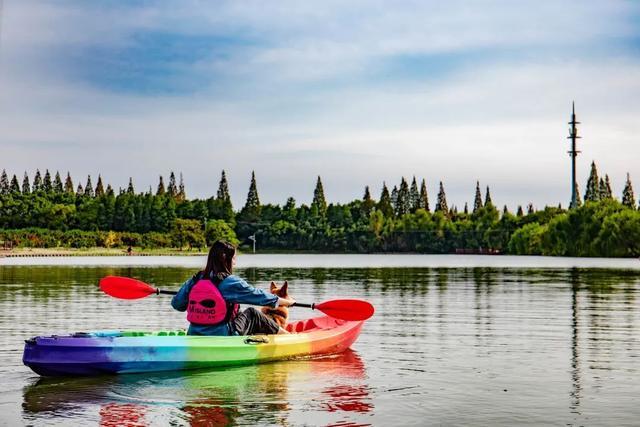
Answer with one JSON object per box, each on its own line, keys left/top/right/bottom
{"left": 270, "top": 281, "right": 277, "bottom": 292}
{"left": 281, "top": 281, "right": 288, "bottom": 294}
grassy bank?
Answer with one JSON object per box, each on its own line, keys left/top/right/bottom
{"left": 0, "top": 247, "right": 208, "bottom": 256}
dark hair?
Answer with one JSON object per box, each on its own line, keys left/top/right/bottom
{"left": 202, "top": 240, "right": 236, "bottom": 284}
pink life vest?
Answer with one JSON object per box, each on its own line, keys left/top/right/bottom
{"left": 186, "top": 279, "right": 228, "bottom": 325}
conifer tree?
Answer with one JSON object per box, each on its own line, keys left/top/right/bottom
{"left": 242, "top": 171, "right": 261, "bottom": 219}
{"left": 598, "top": 178, "right": 607, "bottom": 200}
{"left": 395, "top": 178, "right": 410, "bottom": 216}
{"left": 378, "top": 183, "right": 394, "bottom": 217}
{"left": 22, "top": 172, "right": 31, "bottom": 194}
{"left": 167, "top": 172, "right": 177, "bottom": 198}
{"left": 362, "top": 186, "right": 375, "bottom": 215}
{"left": 127, "top": 178, "right": 135, "bottom": 195}
{"left": 604, "top": 175, "right": 613, "bottom": 199}
{"left": 473, "top": 181, "right": 483, "bottom": 213}
{"left": 64, "top": 172, "right": 74, "bottom": 194}
{"left": 0, "top": 170, "right": 9, "bottom": 195}
{"left": 10, "top": 175, "right": 20, "bottom": 193}
{"left": 311, "top": 176, "right": 327, "bottom": 215}
{"left": 106, "top": 184, "right": 115, "bottom": 197}
{"left": 435, "top": 181, "right": 448, "bottom": 214}
{"left": 622, "top": 173, "right": 635, "bottom": 208}
{"left": 43, "top": 170, "right": 52, "bottom": 193}
{"left": 95, "top": 175, "right": 105, "bottom": 197}
{"left": 419, "top": 179, "right": 430, "bottom": 211}
{"left": 76, "top": 183, "right": 84, "bottom": 196}
{"left": 570, "top": 182, "right": 582, "bottom": 208}
{"left": 516, "top": 205, "right": 524, "bottom": 216}
{"left": 33, "top": 170, "right": 42, "bottom": 192}
{"left": 177, "top": 173, "right": 186, "bottom": 201}
{"left": 156, "top": 176, "right": 165, "bottom": 196}
{"left": 484, "top": 186, "right": 493, "bottom": 206}
{"left": 584, "top": 161, "right": 600, "bottom": 202}
{"left": 527, "top": 203, "right": 534, "bottom": 215}
{"left": 503, "top": 205, "right": 509, "bottom": 215}
{"left": 217, "top": 170, "right": 231, "bottom": 202}
{"left": 463, "top": 202, "right": 469, "bottom": 214}
{"left": 409, "top": 176, "right": 419, "bottom": 212}
{"left": 84, "top": 176, "right": 94, "bottom": 197}
{"left": 53, "top": 171, "right": 63, "bottom": 193}
{"left": 391, "top": 185, "right": 398, "bottom": 211}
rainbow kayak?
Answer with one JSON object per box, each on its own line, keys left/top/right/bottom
{"left": 23, "top": 316, "right": 365, "bottom": 377}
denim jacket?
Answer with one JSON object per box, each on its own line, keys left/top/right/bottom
{"left": 171, "top": 273, "right": 279, "bottom": 336}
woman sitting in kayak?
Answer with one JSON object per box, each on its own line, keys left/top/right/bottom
{"left": 171, "top": 240, "right": 295, "bottom": 336}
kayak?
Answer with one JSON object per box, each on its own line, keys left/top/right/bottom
{"left": 23, "top": 316, "right": 365, "bottom": 377}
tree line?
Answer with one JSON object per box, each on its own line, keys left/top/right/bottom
{"left": 0, "top": 163, "right": 638, "bottom": 256}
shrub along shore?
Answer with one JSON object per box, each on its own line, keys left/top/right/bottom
{"left": 1, "top": 165, "right": 639, "bottom": 257}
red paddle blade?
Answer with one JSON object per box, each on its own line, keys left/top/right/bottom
{"left": 99, "top": 276, "right": 157, "bottom": 300}
{"left": 315, "top": 299, "right": 375, "bottom": 321}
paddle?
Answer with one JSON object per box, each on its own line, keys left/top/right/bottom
{"left": 99, "top": 276, "right": 374, "bottom": 321}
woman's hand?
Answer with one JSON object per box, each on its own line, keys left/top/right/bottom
{"left": 278, "top": 297, "right": 296, "bottom": 307}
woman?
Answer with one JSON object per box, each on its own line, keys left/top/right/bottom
{"left": 171, "top": 240, "right": 295, "bottom": 336}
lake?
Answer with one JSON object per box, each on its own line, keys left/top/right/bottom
{"left": 1, "top": 255, "right": 639, "bottom": 425}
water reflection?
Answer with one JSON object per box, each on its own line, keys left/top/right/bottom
{"left": 22, "top": 350, "right": 371, "bottom": 426}
{"left": 3, "top": 265, "right": 640, "bottom": 425}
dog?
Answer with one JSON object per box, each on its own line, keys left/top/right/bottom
{"left": 262, "top": 281, "right": 290, "bottom": 328}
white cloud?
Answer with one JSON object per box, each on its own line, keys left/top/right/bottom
{"left": 0, "top": 1, "right": 639, "bottom": 210}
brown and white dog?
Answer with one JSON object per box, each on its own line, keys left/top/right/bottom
{"left": 262, "top": 281, "right": 290, "bottom": 328}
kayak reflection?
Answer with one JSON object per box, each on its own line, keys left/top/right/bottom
{"left": 22, "top": 349, "right": 373, "bottom": 426}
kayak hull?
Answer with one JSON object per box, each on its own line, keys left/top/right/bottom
{"left": 23, "top": 316, "right": 365, "bottom": 376}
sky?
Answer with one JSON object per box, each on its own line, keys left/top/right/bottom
{"left": 1, "top": 0, "right": 639, "bottom": 211}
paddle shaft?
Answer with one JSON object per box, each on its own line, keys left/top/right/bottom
{"left": 155, "top": 288, "right": 311, "bottom": 306}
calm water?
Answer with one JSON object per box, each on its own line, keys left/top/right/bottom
{"left": 1, "top": 257, "right": 640, "bottom": 425}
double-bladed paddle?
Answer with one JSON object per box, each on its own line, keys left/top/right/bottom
{"left": 99, "top": 276, "right": 374, "bottom": 321}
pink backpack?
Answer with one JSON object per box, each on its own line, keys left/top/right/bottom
{"left": 186, "top": 279, "right": 228, "bottom": 325}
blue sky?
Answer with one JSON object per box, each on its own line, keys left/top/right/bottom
{"left": 1, "top": 1, "right": 639, "bottom": 210}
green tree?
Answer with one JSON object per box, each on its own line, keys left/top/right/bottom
{"left": 76, "top": 183, "right": 84, "bottom": 197}
{"left": 571, "top": 182, "right": 582, "bottom": 208}
{"left": 241, "top": 171, "right": 261, "bottom": 220}
{"left": 362, "top": 186, "right": 375, "bottom": 216}
{"left": 64, "top": 172, "right": 74, "bottom": 194}
{"left": 84, "top": 176, "right": 94, "bottom": 198}
{"left": 171, "top": 218, "right": 205, "bottom": 249}
{"left": 473, "top": 181, "right": 483, "bottom": 213}
{"left": 217, "top": 170, "right": 231, "bottom": 203}
{"left": 43, "top": 170, "right": 52, "bottom": 193}
{"left": 205, "top": 219, "right": 239, "bottom": 246}
{"left": 391, "top": 185, "right": 398, "bottom": 211}
{"left": 311, "top": 176, "right": 327, "bottom": 215}
{"left": 167, "top": 172, "right": 177, "bottom": 198}
{"left": 516, "top": 205, "right": 524, "bottom": 216}
{"left": 395, "top": 178, "right": 410, "bottom": 216}
{"left": 156, "top": 176, "right": 165, "bottom": 196}
{"left": 53, "top": 171, "right": 64, "bottom": 194}
{"left": 10, "top": 175, "right": 20, "bottom": 194}
{"left": 409, "top": 176, "right": 419, "bottom": 212}
{"left": 463, "top": 202, "right": 469, "bottom": 215}
{"left": 435, "top": 181, "right": 448, "bottom": 215}
{"left": 419, "top": 179, "right": 429, "bottom": 212}
{"left": 33, "top": 170, "right": 43, "bottom": 192}
{"left": 127, "top": 177, "right": 135, "bottom": 195}
{"left": 603, "top": 175, "right": 613, "bottom": 199}
{"left": 177, "top": 172, "right": 186, "bottom": 202}
{"left": 378, "top": 183, "right": 394, "bottom": 218}
{"left": 484, "top": 186, "right": 493, "bottom": 206}
{"left": 508, "top": 222, "right": 546, "bottom": 255}
{"left": 584, "top": 161, "right": 600, "bottom": 202}
{"left": 622, "top": 173, "right": 635, "bottom": 208}
{"left": 22, "top": 172, "right": 31, "bottom": 194}
{"left": 95, "top": 175, "right": 105, "bottom": 197}
{"left": 0, "top": 169, "right": 9, "bottom": 195}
